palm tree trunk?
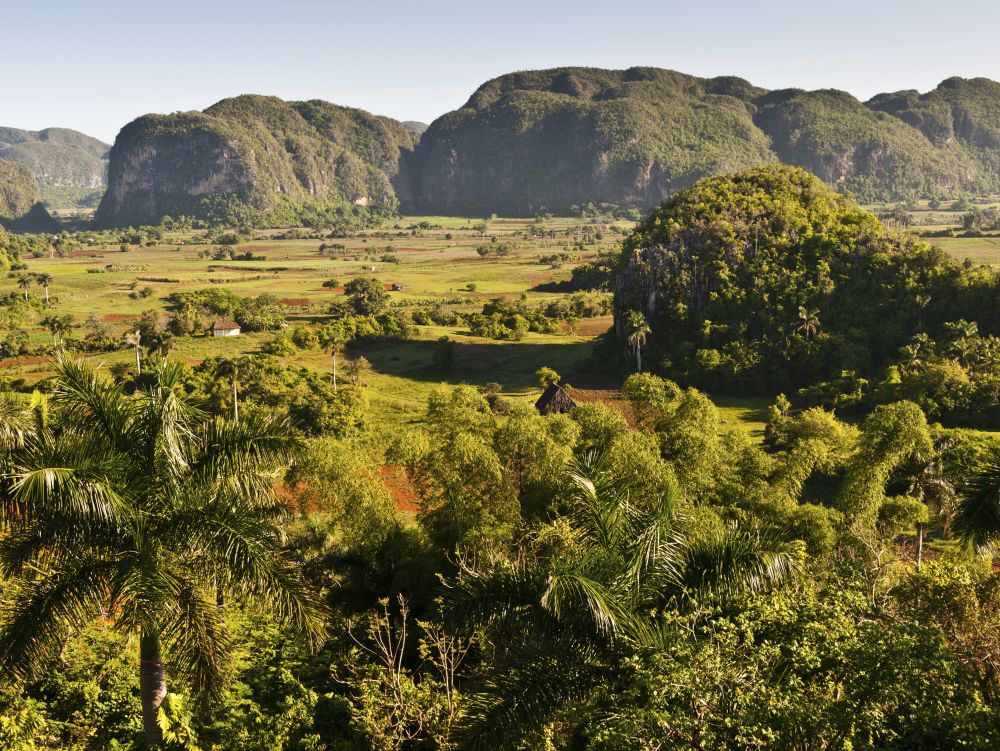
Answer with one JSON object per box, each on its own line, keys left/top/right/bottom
{"left": 332, "top": 352, "right": 338, "bottom": 393}
{"left": 139, "top": 632, "right": 166, "bottom": 746}
{"left": 135, "top": 345, "right": 141, "bottom": 375}
{"left": 635, "top": 345, "right": 642, "bottom": 373}
{"left": 44, "top": 287, "right": 49, "bottom": 303}
{"left": 232, "top": 379, "right": 239, "bottom": 422}
{"left": 916, "top": 523, "right": 924, "bottom": 569}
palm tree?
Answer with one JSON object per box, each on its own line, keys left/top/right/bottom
{"left": 626, "top": 310, "right": 651, "bottom": 372}
{"left": 902, "top": 438, "right": 957, "bottom": 568}
{"left": 16, "top": 274, "right": 32, "bottom": 301}
{"left": 37, "top": 272, "right": 53, "bottom": 304}
{"left": 40, "top": 314, "right": 73, "bottom": 349}
{"left": 0, "top": 359, "right": 325, "bottom": 746}
{"left": 447, "top": 455, "right": 798, "bottom": 749}
{"left": 214, "top": 357, "right": 240, "bottom": 422}
{"left": 952, "top": 452, "right": 1000, "bottom": 551}
{"left": 797, "top": 306, "right": 821, "bottom": 342}
{"left": 125, "top": 329, "right": 142, "bottom": 374}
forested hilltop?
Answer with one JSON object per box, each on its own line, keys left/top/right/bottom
{"left": 0, "top": 127, "right": 110, "bottom": 210}
{"left": 0, "top": 160, "right": 57, "bottom": 231}
{"left": 94, "top": 68, "right": 1000, "bottom": 226}
{"left": 95, "top": 95, "right": 419, "bottom": 228}
{"left": 410, "top": 68, "right": 1000, "bottom": 214}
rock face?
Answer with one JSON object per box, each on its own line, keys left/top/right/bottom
{"left": 95, "top": 96, "right": 418, "bottom": 227}
{"left": 0, "top": 127, "right": 109, "bottom": 189}
{"left": 406, "top": 68, "right": 1000, "bottom": 214}
{"left": 0, "top": 160, "right": 56, "bottom": 230}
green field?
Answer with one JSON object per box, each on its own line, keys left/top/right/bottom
{"left": 930, "top": 236, "right": 1000, "bottom": 266}
{"left": 1, "top": 216, "right": 645, "bottom": 428}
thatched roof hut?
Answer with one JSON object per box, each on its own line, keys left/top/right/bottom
{"left": 535, "top": 384, "right": 576, "bottom": 415}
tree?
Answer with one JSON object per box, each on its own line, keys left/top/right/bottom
{"left": 345, "top": 277, "right": 389, "bottom": 316}
{"left": 0, "top": 359, "right": 325, "bottom": 746}
{"left": 626, "top": 310, "right": 650, "bottom": 372}
{"left": 344, "top": 355, "right": 372, "bottom": 386}
{"left": 327, "top": 334, "right": 346, "bottom": 394}
{"left": 448, "top": 455, "right": 799, "bottom": 749}
{"left": 16, "top": 274, "right": 32, "bottom": 301}
{"left": 535, "top": 366, "right": 561, "bottom": 389}
{"left": 84, "top": 312, "right": 113, "bottom": 344}
{"left": 797, "top": 306, "right": 821, "bottom": 342}
{"left": 952, "top": 452, "right": 1000, "bottom": 551}
{"left": 125, "top": 329, "right": 142, "bottom": 374}
{"left": 36, "top": 272, "right": 53, "bottom": 304}
{"left": 40, "top": 314, "right": 73, "bottom": 349}
{"left": 214, "top": 357, "right": 240, "bottom": 422}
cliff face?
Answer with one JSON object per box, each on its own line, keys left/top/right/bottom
{"left": 96, "top": 96, "right": 418, "bottom": 227}
{"left": 0, "top": 127, "right": 109, "bottom": 189}
{"left": 97, "top": 112, "right": 253, "bottom": 226}
{"left": 0, "top": 159, "right": 56, "bottom": 230}
{"left": 406, "top": 68, "right": 1000, "bottom": 215}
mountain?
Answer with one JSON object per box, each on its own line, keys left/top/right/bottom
{"left": 97, "top": 69, "right": 1000, "bottom": 226}
{"left": 406, "top": 67, "right": 1000, "bottom": 215}
{"left": 0, "top": 127, "right": 109, "bottom": 189}
{"left": 0, "top": 159, "right": 57, "bottom": 230}
{"left": 403, "top": 121, "right": 428, "bottom": 136}
{"left": 95, "top": 95, "right": 419, "bottom": 227}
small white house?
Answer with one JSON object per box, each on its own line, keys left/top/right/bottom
{"left": 208, "top": 320, "right": 241, "bottom": 337}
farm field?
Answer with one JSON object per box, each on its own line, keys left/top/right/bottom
{"left": 1, "top": 215, "right": 666, "bottom": 429}
{"left": 931, "top": 236, "right": 1000, "bottom": 266}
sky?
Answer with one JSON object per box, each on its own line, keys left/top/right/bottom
{"left": 3, "top": 0, "right": 1000, "bottom": 143}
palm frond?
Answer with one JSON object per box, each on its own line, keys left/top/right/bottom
{"left": 621, "top": 482, "right": 683, "bottom": 599}
{"left": 541, "top": 560, "right": 629, "bottom": 638}
{"left": 162, "top": 576, "right": 231, "bottom": 704}
{"left": 50, "top": 358, "right": 136, "bottom": 451}
{"left": 6, "top": 456, "right": 129, "bottom": 528}
{"left": 0, "top": 557, "right": 116, "bottom": 677}
{"left": 444, "top": 563, "right": 548, "bottom": 634}
{"left": 0, "top": 393, "right": 35, "bottom": 455}
{"left": 677, "top": 523, "right": 800, "bottom": 602}
{"left": 952, "top": 458, "right": 1000, "bottom": 550}
{"left": 171, "top": 497, "right": 326, "bottom": 645}
{"left": 190, "top": 412, "right": 301, "bottom": 497}
{"left": 456, "top": 638, "right": 605, "bottom": 751}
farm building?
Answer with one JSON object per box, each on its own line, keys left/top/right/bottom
{"left": 208, "top": 320, "right": 241, "bottom": 337}
{"left": 535, "top": 384, "right": 576, "bottom": 415}
{"left": 391, "top": 282, "right": 406, "bottom": 291}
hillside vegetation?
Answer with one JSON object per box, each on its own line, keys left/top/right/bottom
{"left": 95, "top": 95, "right": 419, "bottom": 228}
{"left": 410, "top": 67, "right": 1000, "bottom": 214}
{"left": 0, "top": 127, "right": 109, "bottom": 188}
{"left": 614, "top": 165, "right": 1000, "bottom": 425}
{"left": 0, "top": 159, "right": 56, "bottom": 230}
{"left": 95, "top": 68, "right": 1000, "bottom": 226}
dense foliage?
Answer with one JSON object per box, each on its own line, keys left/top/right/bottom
{"left": 614, "top": 166, "right": 1000, "bottom": 424}
{"left": 3, "top": 365, "right": 1000, "bottom": 749}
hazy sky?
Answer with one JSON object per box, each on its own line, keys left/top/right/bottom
{"left": 4, "top": 0, "right": 1000, "bottom": 143}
